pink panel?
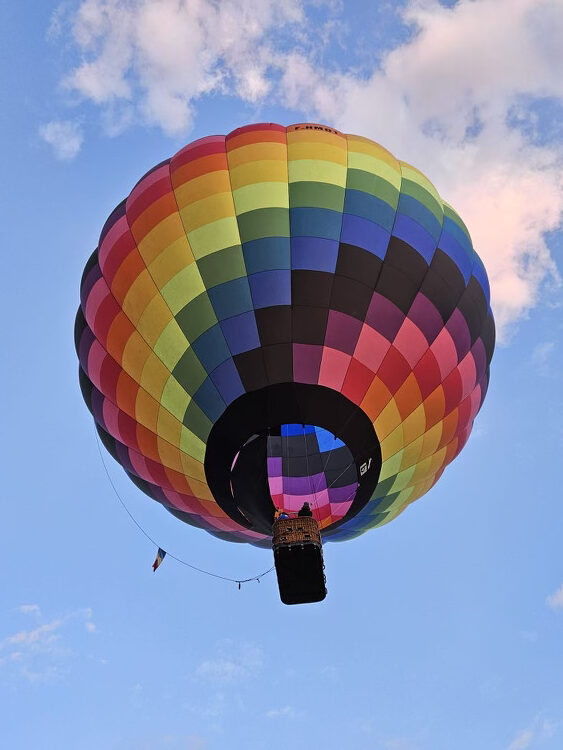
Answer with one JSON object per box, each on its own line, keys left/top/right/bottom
{"left": 293, "top": 344, "right": 322, "bottom": 384}
{"left": 354, "top": 324, "right": 390, "bottom": 373}
{"left": 393, "top": 317, "right": 429, "bottom": 369}
{"left": 457, "top": 352, "right": 477, "bottom": 400}
{"left": 318, "top": 347, "right": 351, "bottom": 390}
{"left": 84, "top": 277, "right": 109, "bottom": 328}
{"left": 431, "top": 328, "right": 458, "bottom": 381}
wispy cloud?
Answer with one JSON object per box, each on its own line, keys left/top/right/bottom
{"left": 39, "top": 119, "right": 84, "bottom": 160}
{"left": 532, "top": 341, "right": 556, "bottom": 377}
{"left": 506, "top": 715, "right": 562, "bottom": 750}
{"left": 195, "top": 641, "right": 263, "bottom": 684}
{"left": 0, "top": 607, "right": 96, "bottom": 683}
{"left": 507, "top": 729, "right": 533, "bottom": 750}
{"left": 546, "top": 583, "right": 563, "bottom": 610}
{"left": 266, "top": 705, "right": 301, "bottom": 719}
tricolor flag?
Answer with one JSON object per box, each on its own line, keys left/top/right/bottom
{"left": 152, "top": 547, "right": 166, "bottom": 571}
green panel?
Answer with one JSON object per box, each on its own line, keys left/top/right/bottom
{"left": 289, "top": 181, "right": 345, "bottom": 211}
{"left": 236, "top": 207, "right": 290, "bottom": 243}
{"left": 346, "top": 169, "right": 399, "bottom": 208}
{"left": 400, "top": 179, "right": 444, "bottom": 223}
{"left": 183, "top": 399, "right": 213, "bottom": 442}
{"left": 197, "top": 245, "right": 246, "bottom": 288}
{"left": 175, "top": 293, "right": 217, "bottom": 342}
{"left": 172, "top": 346, "right": 207, "bottom": 394}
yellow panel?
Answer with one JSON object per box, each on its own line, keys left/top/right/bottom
{"left": 160, "top": 375, "right": 190, "bottom": 421}
{"left": 380, "top": 424, "right": 404, "bottom": 462}
{"left": 399, "top": 162, "right": 442, "bottom": 207}
{"left": 374, "top": 397, "right": 402, "bottom": 441}
{"left": 122, "top": 331, "right": 151, "bottom": 383}
{"left": 179, "top": 192, "right": 235, "bottom": 231}
{"left": 179, "top": 427, "right": 205, "bottom": 462}
{"left": 287, "top": 128, "right": 346, "bottom": 149}
{"left": 346, "top": 135, "right": 396, "bottom": 164}
{"left": 157, "top": 436, "right": 184, "bottom": 474}
{"left": 187, "top": 216, "right": 241, "bottom": 258}
{"left": 389, "top": 464, "right": 416, "bottom": 493}
{"left": 137, "top": 213, "right": 188, "bottom": 267}
{"left": 135, "top": 388, "right": 159, "bottom": 432}
{"left": 188, "top": 478, "right": 214, "bottom": 501}
{"left": 136, "top": 295, "right": 173, "bottom": 347}
{"left": 347, "top": 152, "right": 402, "bottom": 190}
{"left": 378, "top": 450, "right": 403, "bottom": 482}
{"left": 399, "top": 434, "right": 424, "bottom": 471}
{"left": 227, "top": 142, "right": 287, "bottom": 168}
{"left": 161, "top": 262, "right": 205, "bottom": 314}
{"left": 153, "top": 320, "right": 187, "bottom": 372}
{"left": 122, "top": 270, "right": 158, "bottom": 325}
{"left": 139, "top": 352, "right": 169, "bottom": 402}
{"left": 156, "top": 405, "right": 182, "bottom": 446}
{"left": 289, "top": 142, "right": 347, "bottom": 165}
{"left": 289, "top": 159, "right": 347, "bottom": 186}
{"left": 174, "top": 171, "right": 232, "bottom": 206}
{"left": 420, "top": 421, "right": 443, "bottom": 460}
{"left": 401, "top": 404, "right": 426, "bottom": 446}
{"left": 148, "top": 237, "right": 195, "bottom": 289}
{"left": 229, "top": 160, "right": 288, "bottom": 189}
{"left": 180, "top": 453, "right": 206, "bottom": 483}
{"left": 232, "top": 181, "right": 289, "bottom": 213}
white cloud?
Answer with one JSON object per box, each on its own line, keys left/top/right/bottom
{"left": 546, "top": 582, "right": 563, "bottom": 610}
{"left": 266, "top": 705, "right": 300, "bottom": 719}
{"left": 39, "top": 119, "right": 84, "bottom": 160}
{"left": 52, "top": 0, "right": 563, "bottom": 333}
{"left": 17, "top": 604, "right": 41, "bottom": 616}
{"left": 195, "top": 641, "right": 263, "bottom": 684}
{"left": 507, "top": 730, "right": 533, "bottom": 750}
{"left": 0, "top": 607, "right": 96, "bottom": 683}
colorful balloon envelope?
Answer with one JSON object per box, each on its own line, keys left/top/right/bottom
{"left": 76, "top": 122, "right": 495, "bottom": 548}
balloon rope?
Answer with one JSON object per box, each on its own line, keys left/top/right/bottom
{"left": 94, "top": 432, "right": 274, "bottom": 586}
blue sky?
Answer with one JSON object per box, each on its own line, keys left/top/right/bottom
{"left": 2, "top": 1, "right": 563, "bottom": 749}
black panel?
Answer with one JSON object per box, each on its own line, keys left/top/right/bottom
{"left": 480, "top": 312, "right": 496, "bottom": 364}
{"left": 384, "top": 237, "right": 428, "bottom": 287}
{"left": 233, "top": 348, "right": 269, "bottom": 391}
{"left": 255, "top": 306, "right": 292, "bottom": 345}
{"left": 330, "top": 275, "right": 373, "bottom": 320}
{"left": 457, "top": 277, "right": 489, "bottom": 344}
{"left": 335, "top": 243, "right": 383, "bottom": 287}
{"left": 262, "top": 343, "right": 293, "bottom": 383}
{"left": 420, "top": 268, "right": 461, "bottom": 323}
{"left": 292, "top": 306, "right": 329, "bottom": 345}
{"left": 376, "top": 263, "right": 420, "bottom": 315}
{"left": 292, "top": 270, "right": 333, "bottom": 307}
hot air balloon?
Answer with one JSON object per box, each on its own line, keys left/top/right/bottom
{"left": 76, "top": 122, "right": 495, "bottom": 603}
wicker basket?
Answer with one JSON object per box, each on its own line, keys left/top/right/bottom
{"left": 272, "top": 516, "right": 322, "bottom": 549}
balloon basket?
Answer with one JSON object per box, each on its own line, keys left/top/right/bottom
{"left": 272, "top": 517, "right": 327, "bottom": 605}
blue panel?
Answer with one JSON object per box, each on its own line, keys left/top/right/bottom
{"left": 344, "top": 189, "right": 395, "bottom": 231}
{"left": 220, "top": 310, "right": 261, "bottom": 355}
{"left": 193, "top": 377, "right": 226, "bottom": 422}
{"left": 397, "top": 194, "right": 442, "bottom": 241}
{"left": 291, "top": 236, "right": 339, "bottom": 272}
{"left": 442, "top": 215, "right": 474, "bottom": 260}
{"left": 340, "top": 214, "right": 391, "bottom": 257}
{"left": 289, "top": 207, "right": 342, "bottom": 240}
{"left": 471, "top": 253, "right": 490, "bottom": 304}
{"left": 249, "top": 269, "right": 291, "bottom": 309}
{"left": 210, "top": 357, "right": 245, "bottom": 405}
{"left": 243, "top": 237, "right": 291, "bottom": 274}
{"left": 392, "top": 214, "right": 437, "bottom": 264}
{"left": 315, "top": 426, "right": 344, "bottom": 452}
{"left": 191, "top": 324, "right": 231, "bottom": 372}
{"left": 437, "top": 230, "right": 473, "bottom": 284}
{"left": 208, "top": 277, "right": 253, "bottom": 320}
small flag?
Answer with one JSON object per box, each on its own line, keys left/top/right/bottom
{"left": 152, "top": 547, "right": 166, "bottom": 572}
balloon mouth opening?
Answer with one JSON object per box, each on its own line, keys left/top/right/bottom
{"left": 205, "top": 383, "right": 382, "bottom": 536}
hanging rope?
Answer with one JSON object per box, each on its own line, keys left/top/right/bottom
{"left": 94, "top": 432, "right": 274, "bottom": 587}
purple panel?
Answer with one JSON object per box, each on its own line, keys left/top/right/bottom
{"left": 80, "top": 263, "right": 102, "bottom": 310}
{"left": 446, "top": 308, "right": 471, "bottom": 361}
{"left": 267, "top": 456, "right": 282, "bottom": 474}
{"left": 293, "top": 344, "right": 322, "bottom": 384}
{"left": 283, "top": 473, "right": 325, "bottom": 495}
{"left": 365, "top": 293, "right": 405, "bottom": 341}
{"left": 90, "top": 388, "right": 106, "bottom": 429}
{"left": 78, "top": 327, "right": 96, "bottom": 372}
{"left": 324, "top": 310, "right": 363, "bottom": 354}
{"left": 340, "top": 214, "right": 391, "bottom": 257}
{"left": 471, "top": 337, "right": 487, "bottom": 384}
{"left": 408, "top": 293, "right": 443, "bottom": 344}
{"left": 328, "top": 483, "right": 358, "bottom": 503}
